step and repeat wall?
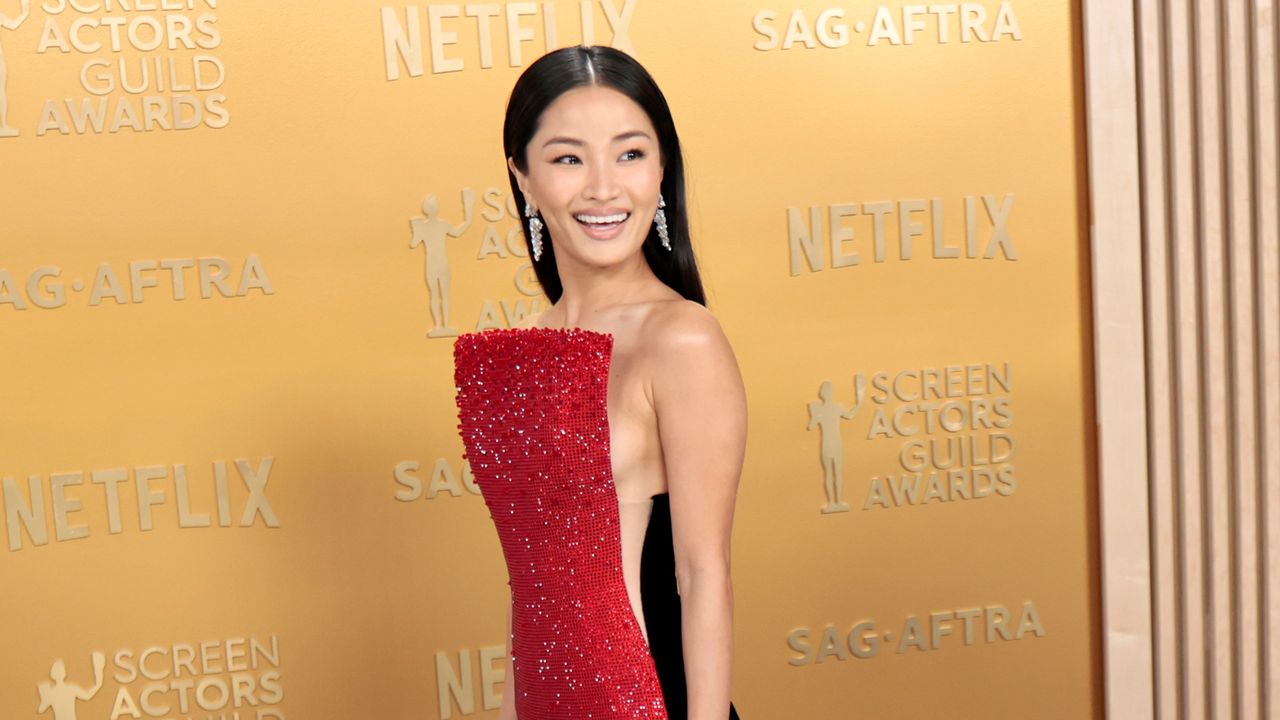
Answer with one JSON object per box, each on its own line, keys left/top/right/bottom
{"left": 0, "top": 1, "right": 1099, "bottom": 718}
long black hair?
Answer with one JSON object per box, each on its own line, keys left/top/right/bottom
{"left": 502, "top": 45, "right": 706, "bottom": 306}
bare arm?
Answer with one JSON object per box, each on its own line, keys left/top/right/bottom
{"left": 651, "top": 304, "right": 747, "bottom": 720}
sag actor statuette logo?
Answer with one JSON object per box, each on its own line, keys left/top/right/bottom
{"left": 409, "top": 189, "right": 475, "bottom": 338}
{"left": 806, "top": 377, "right": 867, "bottom": 514}
{"left": 37, "top": 653, "right": 105, "bottom": 720}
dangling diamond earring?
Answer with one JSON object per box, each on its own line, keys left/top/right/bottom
{"left": 525, "top": 202, "right": 544, "bottom": 261}
{"left": 654, "top": 193, "right": 671, "bottom": 251}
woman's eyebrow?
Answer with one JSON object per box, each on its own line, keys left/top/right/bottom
{"left": 613, "top": 130, "right": 651, "bottom": 142}
{"left": 543, "top": 136, "right": 584, "bottom": 148}
{"left": 542, "top": 130, "right": 652, "bottom": 148}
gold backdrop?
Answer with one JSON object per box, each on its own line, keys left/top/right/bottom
{"left": 0, "top": 1, "right": 1098, "bottom": 718}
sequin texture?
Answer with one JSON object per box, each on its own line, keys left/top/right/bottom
{"left": 454, "top": 326, "right": 669, "bottom": 719}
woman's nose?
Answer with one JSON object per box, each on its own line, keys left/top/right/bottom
{"left": 583, "top": 160, "right": 619, "bottom": 200}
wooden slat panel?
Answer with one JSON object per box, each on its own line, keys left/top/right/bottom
{"left": 1085, "top": 0, "right": 1159, "bottom": 713}
{"left": 1253, "top": 2, "right": 1280, "bottom": 717}
{"left": 1225, "top": 1, "right": 1262, "bottom": 718}
{"left": 1167, "top": 1, "right": 1209, "bottom": 716}
{"left": 1136, "top": 0, "right": 1181, "bottom": 717}
{"left": 1191, "top": 1, "right": 1236, "bottom": 717}
{"left": 1092, "top": 1, "right": 1280, "bottom": 716}
{"left": 1085, "top": 0, "right": 1157, "bottom": 715}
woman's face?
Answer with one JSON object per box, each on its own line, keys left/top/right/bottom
{"left": 510, "top": 85, "right": 663, "bottom": 269}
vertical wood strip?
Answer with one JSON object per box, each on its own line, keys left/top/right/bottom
{"left": 1225, "top": 1, "right": 1262, "bottom": 717}
{"left": 1192, "top": 1, "right": 1236, "bottom": 717}
{"left": 1253, "top": 2, "right": 1280, "bottom": 717}
{"left": 1084, "top": 0, "right": 1157, "bottom": 714}
{"left": 1137, "top": 1, "right": 1182, "bottom": 717}
{"left": 1167, "top": 1, "right": 1209, "bottom": 716}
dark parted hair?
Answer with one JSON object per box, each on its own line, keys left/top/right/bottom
{"left": 502, "top": 45, "right": 706, "bottom": 306}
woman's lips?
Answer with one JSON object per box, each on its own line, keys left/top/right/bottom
{"left": 576, "top": 213, "right": 630, "bottom": 240}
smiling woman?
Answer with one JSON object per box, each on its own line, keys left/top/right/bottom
{"left": 451, "top": 46, "right": 747, "bottom": 720}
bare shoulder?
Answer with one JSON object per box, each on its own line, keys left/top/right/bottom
{"left": 640, "top": 299, "right": 738, "bottom": 367}
{"left": 640, "top": 299, "right": 747, "bottom": 432}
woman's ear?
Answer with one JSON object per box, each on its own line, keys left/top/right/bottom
{"left": 508, "top": 156, "right": 532, "bottom": 206}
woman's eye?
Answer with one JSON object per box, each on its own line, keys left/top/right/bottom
{"left": 554, "top": 155, "right": 581, "bottom": 165}
{"left": 620, "top": 149, "right": 645, "bottom": 161}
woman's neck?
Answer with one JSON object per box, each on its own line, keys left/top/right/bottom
{"left": 545, "top": 252, "right": 665, "bottom": 326}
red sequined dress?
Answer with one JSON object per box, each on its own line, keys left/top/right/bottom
{"left": 453, "top": 327, "right": 741, "bottom": 720}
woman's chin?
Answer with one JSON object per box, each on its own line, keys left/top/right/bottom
{"left": 560, "top": 238, "right": 646, "bottom": 268}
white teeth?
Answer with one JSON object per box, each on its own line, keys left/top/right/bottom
{"left": 574, "top": 212, "right": 629, "bottom": 224}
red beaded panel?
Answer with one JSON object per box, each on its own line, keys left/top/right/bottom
{"left": 453, "top": 326, "right": 669, "bottom": 719}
